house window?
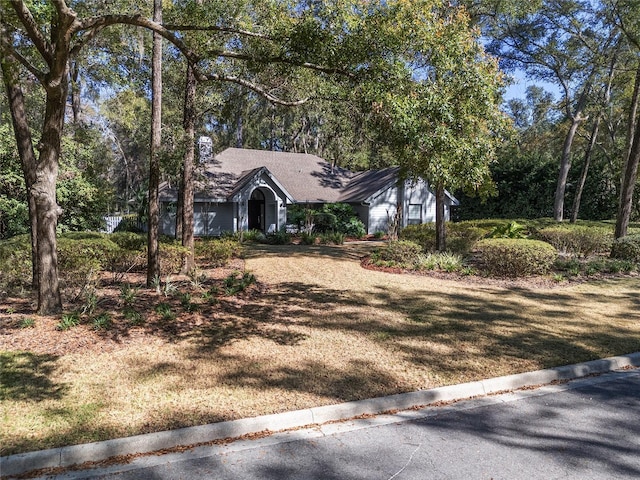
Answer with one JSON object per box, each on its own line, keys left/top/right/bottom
{"left": 407, "top": 204, "right": 422, "bottom": 225}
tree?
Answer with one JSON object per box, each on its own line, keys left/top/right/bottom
{"left": 367, "top": 6, "right": 509, "bottom": 250}
{"left": 485, "top": 0, "right": 617, "bottom": 221}
{"left": 610, "top": 0, "right": 640, "bottom": 238}
{"left": 147, "top": 0, "right": 162, "bottom": 285}
{"left": 458, "top": 86, "right": 561, "bottom": 220}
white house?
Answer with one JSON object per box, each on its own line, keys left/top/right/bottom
{"left": 159, "top": 147, "right": 458, "bottom": 236}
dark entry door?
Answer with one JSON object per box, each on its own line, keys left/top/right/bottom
{"left": 248, "top": 190, "right": 265, "bottom": 231}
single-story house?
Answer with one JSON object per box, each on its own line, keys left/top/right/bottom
{"left": 159, "top": 147, "right": 458, "bottom": 236}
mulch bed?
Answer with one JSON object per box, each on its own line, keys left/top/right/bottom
{"left": 0, "top": 258, "right": 266, "bottom": 356}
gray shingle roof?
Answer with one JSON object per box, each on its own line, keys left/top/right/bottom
{"left": 205, "top": 148, "right": 359, "bottom": 203}
{"left": 160, "top": 148, "right": 404, "bottom": 204}
{"left": 338, "top": 167, "right": 401, "bottom": 202}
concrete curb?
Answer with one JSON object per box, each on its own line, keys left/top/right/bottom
{"left": 3, "top": 352, "right": 640, "bottom": 478}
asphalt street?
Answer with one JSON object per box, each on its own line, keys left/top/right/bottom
{"left": 44, "top": 368, "right": 640, "bottom": 480}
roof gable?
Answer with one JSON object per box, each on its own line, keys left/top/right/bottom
{"left": 227, "top": 166, "right": 295, "bottom": 202}
{"left": 205, "top": 148, "right": 356, "bottom": 203}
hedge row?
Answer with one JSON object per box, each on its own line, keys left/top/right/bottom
{"left": 610, "top": 234, "right": 640, "bottom": 263}
{"left": 533, "top": 226, "right": 613, "bottom": 257}
{"left": 474, "top": 238, "right": 558, "bottom": 277}
{"left": 0, "top": 233, "right": 242, "bottom": 289}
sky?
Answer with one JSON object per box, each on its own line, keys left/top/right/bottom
{"left": 503, "top": 70, "right": 560, "bottom": 102}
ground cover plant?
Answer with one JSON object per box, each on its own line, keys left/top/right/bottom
{"left": 1, "top": 222, "right": 640, "bottom": 457}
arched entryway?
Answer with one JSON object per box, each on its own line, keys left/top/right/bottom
{"left": 248, "top": 189, "right": 265, "bottom": 231}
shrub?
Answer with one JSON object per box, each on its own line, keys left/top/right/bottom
{"left": 447, "top": 224, "right": 488, "bottom": 255}
{"left": 399, "top": 224, "right": 435, "bottom": 250}
{"left": 57, "top": 235, "right": 120, "bottom": 286}
{"left": 195, "top": 238, "right": 242, "bottom": 267}
{"left": 106, "top": 248, "right": 146, "bottom": 274}
{"left": 124, "top": 308, "right": 144, "bottom": 326}
{"left": 0, "top": 235, "right": 32, "bottom": 289}
{"left": 155, "top": 303, "right": 175, "bottom": 321}
{"left": 486, "top": 221, "right": 528, "bottom": 239}
{"left": 399, "top": 222, "right": 488, "bottom": 254}
{"left": 415, "top": 252, "right": 463, "bottom": 272}
{"left": 159, "top": 242, "right": 191, "bottom": 274}
{"left": 555, "top": 257, "right": 581, "bottom": 276}
{"left": 109, "top": 232, "right": 146, "bottom": 251}
{"left": 242, "top": 229, "right": 264, "bottom": 243}
{"left": 92, "top": 313, "right": 113, "bottom": 331}
{"left": 606, "top": 259, "right": 636, "bottom": 273}
{"left": 312, "top": 211, "right": 338, "bottom": 233}
{"left": 319, "top": 232, "right": 345, "bottom": 245}
{"left": 373, "top": 240, "right": 422, "bottom": 264}
{"left": 265, "top": 230, "right": 292, "bottom": 245}
{"left": 610, "top": 234, "right": 640, "bottom": 263}
{"left": 19, "top": 318, "right": 35, "bottom": 329}
{"left": 475, "top": 238, "right": 557, "bottom": 277}
{"left": 56, "top": 312, "right": 80, "bottom": 331}
{"left": 300, "top": 232, "right": 318, "bottom": 245}
{"left": 113, "top": 214, "right": 144, "bottom": 233}
{"left": 534, "top": 225, "right": 613, "bottom": 257}
{"left": 343, "top": 217, "right": 367, "bottom": 238}
{"left": 223, "top": 271, "right": 256, "bottom": 295}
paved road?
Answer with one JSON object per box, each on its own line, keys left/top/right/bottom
{"left": 48, "top": 369, "right": 640, "bottom": 480}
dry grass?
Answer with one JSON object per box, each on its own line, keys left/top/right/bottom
{"left": 2, "top": 242, "right": 640, "bottom": 456}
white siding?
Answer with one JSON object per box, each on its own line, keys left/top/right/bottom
{"left": 404, "top": 179, "right": 437, "bottom": 226}
{"left": 367, "top": 186, "right": 399, "bottom": 235}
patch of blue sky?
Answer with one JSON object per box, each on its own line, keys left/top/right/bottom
{"left": 503, "top": 69, "right": 560, "bottom": 102}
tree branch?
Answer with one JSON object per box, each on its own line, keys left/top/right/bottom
{"left": 0, "top": 23, "right": 46, "bottom": 81}
{"left": 70, "top": 25, "right": 105, "bottom": 56}
{"left": 73, "top": 13, "right": 353, "bottom": 78}
{"left": 10, "top": 0, "right": 53, "bottom": 63}
{"left": 162, "top": 24, "right": 272, "bottom": 40}
{"left": 206, "top": 49, "right": 353, "bottom": 77}
{"left": 196, "top": 70, "right": 309, "bottom": 106}
{"left": 72, "top": 14, "right": 199, "bottom": 64}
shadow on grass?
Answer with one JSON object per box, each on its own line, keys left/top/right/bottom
{"left": 3, "top": 246, "right": 639, "bottom": 459}
{"left": 189, "top": 275, "right": 640, "bottom": 389}
{"left": 219, "top": 357, "right": 400, "bottom": 402}
{"left": 0, "top": 351, "right": 67, "bottom": 402}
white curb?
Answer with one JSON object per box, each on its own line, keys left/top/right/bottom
{"left": 2, "top": 352, "right": 639, "bottom": 478}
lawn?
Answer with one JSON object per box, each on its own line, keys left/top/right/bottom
{"left": 1, "top": 242, "right": 640, "bottom": 456}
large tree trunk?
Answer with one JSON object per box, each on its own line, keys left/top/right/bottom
{"left": 435, "top": 184, "right": 446, "bottom": 252}
{"left": 553, "top": 117, "right": 582, "bottom": 221}
{"left": 147, "top": 0, "right": 162, "bottom": 285}
{"left": 34, "top": 75, "right": 68, "bottom": 314}
{"left": 181, "top": 63, "right": 196, "bottom": 273}
{"left": 1, "top": 53, "right": 39, "bottom": 292}
{"left": 615, "top": 63, "right": 640, "bottom": 239}
{"left": 3, "top": 3, "right": 76, "bottom": 314}
{"left": 615, "top": 113, "right": 640, "bottom": 239}
{"left": 571, "top": 116, "right": 601, "bottom": 223}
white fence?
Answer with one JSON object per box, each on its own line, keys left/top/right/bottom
{"left": 102, "top": 215, "right": 146, "bottom": 234}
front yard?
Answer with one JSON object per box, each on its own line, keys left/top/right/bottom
{"left": 1, "top": 242, "right": 640, "bottom": 456}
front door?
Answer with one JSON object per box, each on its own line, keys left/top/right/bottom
{"left": 248, "top": 189, "right": 265, "bottom": 231}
